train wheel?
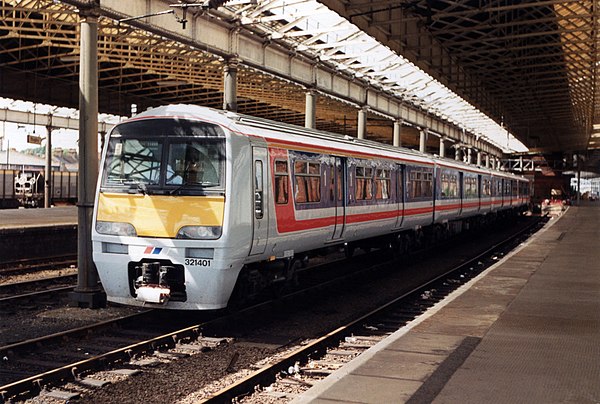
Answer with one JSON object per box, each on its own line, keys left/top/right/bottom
{"left": 228, "top": 266, "right": 264, "bottom": 310}
{"left": 391, "top": 235, "right": 404, "bottom": 261}
{"left": 272, "top": 258, "right": 301, "bottom": 297}
{"left": 228, "top": 267, "right": 251, "bottom": 310}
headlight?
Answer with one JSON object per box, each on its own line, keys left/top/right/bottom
{"left": 176, "top": 226, "right": 222, "bottom": 240}
{"left": 95, "top": 221, "right": 137, "bottom": 237}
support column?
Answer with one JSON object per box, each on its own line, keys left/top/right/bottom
{"left": 419, "top": 128, "right": 427, "bottom": 154}
{"left": 485, "top": 154, "right": 490, "bottom": 169}
{"left": 466, "top": 148, "right": 472, "bottom": 164}
{"left": 576, "top": 155, "right": 581, "bottom": 205}
{"left": 223, "top": 58, "right": 239, "bottom": 112}
{"left": 477, "top": 151, "right": 482, "bottom": 166}
{"left": 44, "top": 124, "right": 52, "bottom": 208}
{"left": 439, "top": 137, "right": 446, "bottom": 158}
{"left": 357, "top": 107, "right": 367, "bottom": 139}
{"left": 393, "top": 119, "right": 402, "bottom": 147}
{"left": 305, "top": 90, "right": 317, "bottom": 129}
{"left": 455, "top": 146, "right": 462, "bottom": 161}
{"left": 71, "top": 10, "right": 106, "bottom": 308}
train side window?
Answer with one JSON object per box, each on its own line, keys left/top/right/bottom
{"left": 494, "top": 179, "right": 502, "bottom": 196}
{"left": 409, "top": 168, "right": 433, "bottom": 199}
{"left": 504, "top": 180, "right": 511, "bottom": 196}
{"left": 483, "top": 178, "right": 491, "bottom": 197}
{"left": 397, "top": 167, "right": 404, "bottom": 202}
{"left": 254, "top": 160, "right": 264, "bottom": 219}
{"left": 294, "top": 160, "right": 321, "bottom": 203}
{"left": 355, "top": 166, "right": 373, "bottom": 200}
{"left": 440, "top": 172, "right": 458, "bottom": 198}
{"left": 337, "top": 164, "right": 343, "bottom": 202}
{"left": 329, "top": 166, "right": 335, "bottom": 202}
{"left": 274, "top": 160, "right": 289, "bottom": 204}
{"left": 375, "top": 169, "right": 390, "bottom": 199}
{"left": 464, "top": 176, "right": 478, "bottom": 198}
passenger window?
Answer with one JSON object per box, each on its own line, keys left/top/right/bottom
{"left": 409, "top": 168, "right": 433, "bottom": 199}
{"left": 294, "top": 160, "right": 321, "bottom": 203}
{"left": 375, "top": 169, "right": 390, "bottom": 200}
{"left": 441, "top": 172, "right": 458, "bottom": 198}
{"left": 274, "top": 160, "right": 289, "bottom": 204}
{"left": 464, "top": 176, "right": 478, "bottom": 198}
{"left": 355, "top": 166, "right": 373, "bottom": 200}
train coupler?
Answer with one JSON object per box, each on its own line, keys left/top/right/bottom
{"left": 134, "top": 262, "right": 173, "bottom": 304}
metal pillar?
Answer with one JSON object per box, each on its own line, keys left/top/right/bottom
{"left": 223, "top": 58, "right": 238, "bottom": 112}
{"left": 357, "top": 107, "right": 367, "bottom": 139}
{"left": 455, "top": 146, "right": 461, "bottom": 161}
{"left": 70, "top": 10, "right": 106, "bottom": 308}
{"left": 44, "top": 124, "right": 52, "bottom": 208}
{"left": 419, "top": 129, "right": 427, "bottom": 153}
{"left": 439, "top": 137, "right": 446, "bottom": 158}
{"left": 577, "top": 156, "right": 581, "bottom": 205}
{"left": 305, "top": 90, "right": 317, "bottom": 129}
{"left": 393, "top": 119, "right": 402, "bottom": 147}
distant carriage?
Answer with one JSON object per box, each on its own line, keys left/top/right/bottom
{"left": 0, "top": 169, "right": 77, "bottom": 208}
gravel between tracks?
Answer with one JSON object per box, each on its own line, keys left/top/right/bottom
{"left": 5, "top": 220, "right": 534, "bottom": 404}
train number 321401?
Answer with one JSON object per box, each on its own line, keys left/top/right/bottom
{"left": 185, "top": 258, "right": 212, "bottom": 267}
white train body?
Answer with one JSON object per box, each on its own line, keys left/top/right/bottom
{"left": 92, "top": 105, "right": 530, "bottom": 310}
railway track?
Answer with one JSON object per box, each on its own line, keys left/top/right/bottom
{"left": 0, "top": 274, "right": 77, "bottom": 299}
{"left": 0, "top": 216, "right": 544, "bottom": 402}
{"left": 201, "top": 215, "right": 546, "bottom": 402}
{"left": 0, "top": 255, "right": 77, "bottom": 276}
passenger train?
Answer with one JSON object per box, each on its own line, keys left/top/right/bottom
{"left": 92, "top": 104, "right": 530, "bottom": 310}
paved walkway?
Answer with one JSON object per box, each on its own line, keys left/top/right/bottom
{"left": 293, "top": 203, "right": 600, "bottom": 403}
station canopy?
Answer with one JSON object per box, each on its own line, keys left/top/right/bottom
{"left": 1, "top": 0, "right": 598, "bottom": 161}
{"left": 224, "top": 0, "right": 526, "bottom": 152}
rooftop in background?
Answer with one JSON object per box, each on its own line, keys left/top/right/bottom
{"left": 0, "top": 149, "right": 78, "bottom": 171}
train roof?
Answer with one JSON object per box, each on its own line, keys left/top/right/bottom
{"left": 127, "top": 104, "right": 527, "bottom": 181}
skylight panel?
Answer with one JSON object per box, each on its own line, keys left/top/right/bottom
{"left": 227, "top": 0, "right": 527, "bottom": 152}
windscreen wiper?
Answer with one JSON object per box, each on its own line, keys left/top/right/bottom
{"left": 127, "top": 182, "right": 148, "bottom": 195}
{"left": 168, "top": 182, "right": 219, "bottom": 195}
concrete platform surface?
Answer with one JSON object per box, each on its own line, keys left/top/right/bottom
{"left": 293, "top": 203, "right": 600, "bottom": 404}
{"left": 0, "top": 206, "right": 77, "bottom": 229}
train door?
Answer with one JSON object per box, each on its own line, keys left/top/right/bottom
{"left": 477, "top": 174, "right": 482, "bottom": 211}
{"left": 459, "top": 172, "right": 464, "bottom": 215}
{"left": 395, "top": 164, "right": 405, "bottom": 228}
{"left": 331, "top": 157, "right": 346, "bottom": 240}
{"left": 250, "top": 147, "right": 269, "bottom": 255}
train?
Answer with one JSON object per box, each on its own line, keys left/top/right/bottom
{"left": 0, "top": 169, "right": 77, "bottom": 208}
{"left": 92, "top": 104, "right": 530, "bottom": 310}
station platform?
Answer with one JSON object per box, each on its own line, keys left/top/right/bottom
{"left": 293, "top": 202, "right": 600, "bottom": 404}
{"left": 0, "top": 205, "right": 77, "bottom": 230}
{"left": 0, "top": 206, "right": 77, "bottom": 263}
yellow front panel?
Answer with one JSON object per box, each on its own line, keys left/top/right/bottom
{"left": 97, "top": 193, "right": 225, "bottom": 238}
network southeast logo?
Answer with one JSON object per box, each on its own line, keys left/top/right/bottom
{"left": 144, "top": 247, "right": 163, "bottom": 254}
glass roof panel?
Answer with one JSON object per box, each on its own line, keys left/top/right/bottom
{"left": 227, "top": 0, "right": 528, "bottom": 152}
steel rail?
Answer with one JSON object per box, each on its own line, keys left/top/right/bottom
{"left": 200, "top": 216, "right": 545, "bottom": 402}
{"left": 0, "top": 216, "right": 543, "bottom": 402}
{"left": 0, "top": 256, "right": 77, "bottom": 275}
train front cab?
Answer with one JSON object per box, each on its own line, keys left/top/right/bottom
{"left": 92, "top": 114, "right": 252, "bottom": 310}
